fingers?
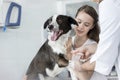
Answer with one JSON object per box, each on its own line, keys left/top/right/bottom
{"left": 71, "top": 49, "right": 80, "bottom": 54}
{"left": 85, "top": 51, "right": 91, "bottom": 59}
{"left": 68, "top": 37, "right": 72, "bottom": 41}
{"left": 65, "top": 37, "right": 73, "bottom": 60}
{"left": 71, "top": 46, "right": 92, "bottom": 60}
{"left": 72, "top": 53, "right": 83, "bottom": 61}
{"left": 65, "top": 52, "right": 72, "bottom": 60}
{"left": 65, "top": 37, "right": 72, "bottom": 51}
{"left": 80, "top": 54, "right": 84, "bottom": 59}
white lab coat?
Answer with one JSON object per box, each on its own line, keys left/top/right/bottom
{"left": 90, "top": 0, "right": 120, "bottom": 80}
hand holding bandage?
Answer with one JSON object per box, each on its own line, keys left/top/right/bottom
{"left": 71, "top": 43, "right": 97, "bottom": 71}
{"left": 71, "top": 43, "right": 97, "bottom": 59}
{"left": 71, "top": 53, "right": 84, "bottom": 71}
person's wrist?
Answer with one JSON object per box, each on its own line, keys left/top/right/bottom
{"left": 91, "top": 0, "right": 103, "bottom": 3}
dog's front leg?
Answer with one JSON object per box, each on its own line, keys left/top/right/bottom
{"left": 68, "top": 68, "right": 78, "bottom": 80}
{"left": 67, "top": 61, "right": 78, "bottom": 80}
{"left": 46, "top": 64, "right": 65, "bottom": 77}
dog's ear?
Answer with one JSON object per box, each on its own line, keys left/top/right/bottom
{"left": 44, "top": 16, "right": 52, "bottom": 29}
{"left": 44, "top": 19, "right": 49, "bottom": 29}
{"left": 68, "top": 17, "right": 78, "bottom": 26}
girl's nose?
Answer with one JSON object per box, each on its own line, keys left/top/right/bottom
{"left": 77, "top": 24, "right": 84, "bottom": 30}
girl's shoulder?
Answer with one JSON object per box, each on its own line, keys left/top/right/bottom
{"left": 84, "top": 39, "right": 97, "bottom": 46}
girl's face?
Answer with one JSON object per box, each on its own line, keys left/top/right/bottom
{"left": 75, "top": 11, "right": 94, "bottom": 38}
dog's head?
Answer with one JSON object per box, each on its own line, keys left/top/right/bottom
{"left": 44, "top": 15, "right": 78, "bottom": 41}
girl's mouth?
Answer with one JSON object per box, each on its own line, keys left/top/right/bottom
{"left": 77, "top": 29, "right": 84, "bottom": 34}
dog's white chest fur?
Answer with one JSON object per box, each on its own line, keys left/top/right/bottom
{"left": 48, "top": 31, "right": 71, "bottom": 54}
{"left": 48, "top": 38, "right": 66, "bottom": 54}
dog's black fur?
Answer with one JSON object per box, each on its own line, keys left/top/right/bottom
{"left": 26, "top": 15, "right": 78, "bottom": 80}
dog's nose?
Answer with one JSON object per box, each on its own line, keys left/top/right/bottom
{"left": 48, "top": 25, "right": 54, "bottom": 30}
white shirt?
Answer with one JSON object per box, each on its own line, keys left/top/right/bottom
{"left": 72, "top": 36, "right": 97, "bottom": 48}
{"left": 90, "top": 0, "right": 120, "bottom": 79}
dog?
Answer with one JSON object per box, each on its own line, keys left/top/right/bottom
{"left": 25, "top": 14, "right": 78, "bottom": 80}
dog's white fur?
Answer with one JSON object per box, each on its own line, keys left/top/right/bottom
{"left": 46, "top": 31, "right": 72, "bottom": 77}
{"left": 43, "top": 15, "right": 77, "bottom": 80}
{"left": 48, "top": 30, "right": 71, "bottom": 54}
{"left": 45, "top": 16, "right": 76, "bottom": 79}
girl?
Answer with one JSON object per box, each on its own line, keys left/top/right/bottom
{"left": 65, "top": 5, "right": 100, "bottom": 80}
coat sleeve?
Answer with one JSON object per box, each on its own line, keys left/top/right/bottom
{"left": 90, "top": 0, "right": 120, "bottom": 75}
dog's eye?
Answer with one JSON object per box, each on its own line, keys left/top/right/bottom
{"left": 58, "top": 20, "right": 62, "bottom": 24}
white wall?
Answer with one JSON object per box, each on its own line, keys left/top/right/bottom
{"left": 0, "top": 0, "right": 57, "bottom": 80}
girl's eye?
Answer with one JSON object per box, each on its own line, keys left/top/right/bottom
{"left": 77, "top": 21, "right": 81, "bottom": 24}
{"left": 84, "top": 23, "right": 90, "bottom": 27}
{"left": 85, "top": 24, "right": 89, "bottom": 27}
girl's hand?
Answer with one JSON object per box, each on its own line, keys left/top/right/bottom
{"left": 71, "top": 46, "right": 89, "bottom": 59}
{"left": 64, "top": 37, "right": 72, "bottom": 60}
{"left": 71, "top": 43, "right": 97, "bottom": 59}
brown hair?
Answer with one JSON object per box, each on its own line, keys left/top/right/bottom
{"left": 75, "top": 5, "right": 100, "bottom": 43}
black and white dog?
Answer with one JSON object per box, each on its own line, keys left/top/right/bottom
{"left": 26, "top": 15, "right": 78, "bottom": 80}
